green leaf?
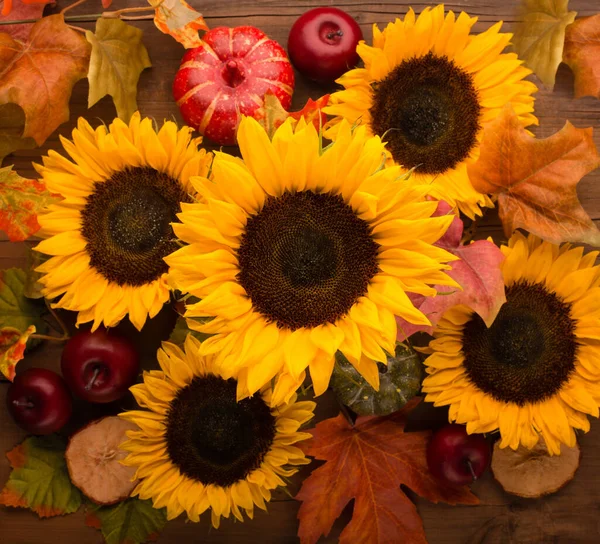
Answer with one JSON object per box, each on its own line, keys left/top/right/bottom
{"left": 0, "top": 104, "right": 36, "bottom": 166}
{"left": 24, "top": 247, "right": 48, "bottom": 300}
{"left": 0, "top": 165, "right": 58, "bottom": 242}
{"left": 511, "top": 0, "right": 577, "bottom": 88}
{"left": 0, "top": 267, "right": 47, "bottom": 334}
{"left": 86, "top": 18, "right": 152, "bottom": 122}
{"left": 169, "top": 315, "right": 211, "bottom": 345}
{"left": 85, "top": 498, "right": 168, "bottom": 544}
{"left": 0, "top": 435, "right": 82, "bottom": 517}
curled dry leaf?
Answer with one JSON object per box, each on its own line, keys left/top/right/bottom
{"left": 563, "top": 14, "right": 600, "bottom": 100}
{"left": 397, "top": 201, "right": 506, "bottom": 341}
{"left": 86, "top": 18, "right": 152, "bottom": 122}
{"left": 0, "top": 14, "right": 91, "bottom": 146}
{"left": 491, "top": 438, "right": 580, "bottom": 498}
{"left": 66, "top": 416, "right": 140, "bottom": 506}
{"left": 0, "top": 435, "right": 82, "bottom": 517}
{"left": 296, "top": 398, "right": 478, "bottom": 544}
{"left": 0, "top": 165, "right": 59, "bottom": 242}
{"left": 85, "top": 498, "right": 168, "bottom": 544}
{"left": 256, "top": 91, "right": 330, "bottom": 139}
{"left": 511, "top": 0, "right": 577, "bottom": 88}
{"left": 149, "top": 0, "right": 208, "bottom": 49}
{"left": 0, "top": 104, "right": 36, "bottom": 166}
{"left": 0, "top": 0, "right": 53, "bottom": 41}
{"left": 468, "top": 105, "right": 600, "bottom": 246}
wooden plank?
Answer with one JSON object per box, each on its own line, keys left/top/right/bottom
{"left": 2, "top": 1, "right": 600, "bottom": 542}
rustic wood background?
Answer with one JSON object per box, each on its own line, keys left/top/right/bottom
{"left": 2, "top": 0, "right": 600, "bottom": 542}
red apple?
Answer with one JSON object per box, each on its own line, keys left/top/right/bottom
{"left": 427, "top": 424, "right": 491, "bottom": 486}
{"left": 173, "top": 26, "right": 295, "bottom": 145}
{"left": 288, "top": 7, "right": 363, "bottom": 82}
{"left": 61, "top": 328, "right": 140, "bottom": 404}
{"left": 7, "top": 368, "right": 72, "bottom": 435}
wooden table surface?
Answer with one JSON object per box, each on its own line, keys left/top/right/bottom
{"left": 3, "top": 1, "right": 600, "bottom": 542}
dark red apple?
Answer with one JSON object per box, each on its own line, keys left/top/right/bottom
{"left": 7, "top": 368, "right": 72, "bottom": 435}
{"left": 288, "top": 7, "right": 363, "bottom": 82}
{"left": 427, "top": 424, "right": 492, "bottom": 486}
{"left": 174, "top": 26, "right": 295, "bottom": 145}
{"left": 61, "top": 328, "right": 140, "bottom": 404}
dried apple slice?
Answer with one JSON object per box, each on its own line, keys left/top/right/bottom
{"left": 66, "top": 416, "right": 140, "bottom": 505}
{"left": 491, "top": 437, "right": 580, "bottom": 498}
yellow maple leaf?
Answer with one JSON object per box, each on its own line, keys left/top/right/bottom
{"left": 86, "top": 18, "right": 152, "bottom": 122}
{"left": 149, "top": 0, "right": 209, "bottom": 49}
{"left": 511, "top": 0, "right": 577, "bottom": 89}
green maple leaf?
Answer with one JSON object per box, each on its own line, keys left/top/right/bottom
{"left": 0, "top": 104, "right": 36, "bottom": 166}
{"left": 0, "top": 435, "right": 82, "bottom": 517}
{"left": 86, "top": 498, "right": 168, "bottom": 544}
{"left": 0, "top": 165, "right": 58, "bottom": 242}
{"left": 86, "top": 18, "right": 152, "bottom": 122}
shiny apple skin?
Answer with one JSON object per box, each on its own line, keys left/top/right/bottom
{"left": 288, "top": 7, "right": 363, "bottom": 82}
{"left": 61, "top": 328, "right": 140, "bottom": 404}
{"left": 7, "top": 368, "right": 73, "bottom": 435}
{"left": 426, "top": 424, "right": 492, "bottom": 486}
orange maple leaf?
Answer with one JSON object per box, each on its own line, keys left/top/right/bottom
{"left": 296, "top": 399, "right": 478, "bottom": 544}
{"left": 467, "top": 105, "right": 600, "bottom": 245}
{"left": 150, "top": 0, "right": 208, "bottom": 49}
{"left": 563, "top": 15, "right": 600, "bottom": 99}
{"left": 0, "top": 14, "right": 91, "bottom": 146}
{"left": 0, "top": 325, "right": 35, "bottom": 381}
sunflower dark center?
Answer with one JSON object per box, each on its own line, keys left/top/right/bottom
{"left": 165, "top": 374, "right": 276, "bottom": 487}
{"left": 81, "top": 167, "right": 190, "bottom": 286}
{"left": 461, "top": 281, "right": 578, "bottom": 405}
{"left": 236, "top": 190, "right": 380, "bottom": 330}
{"left": 369, "top": 52, "right": 481, "bottom": 175}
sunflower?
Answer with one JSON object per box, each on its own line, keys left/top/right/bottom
{"left": 119, "top": 335, "right": 315, "bottom": 527}
{"left": 324, "top": 5, "right": 538, "bottom": 218}
{"left": 422, "top": 232, "right": 600, "bottom": 455}
{"left": 166, "top": 115, "right": 458, "bottom": 404}
{"left": 34, "top": 113, "right": 212, "bottom": 331}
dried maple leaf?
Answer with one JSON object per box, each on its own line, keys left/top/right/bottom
{"left": 86, "top": 18, "right": 151, "bottom": 121}
{"left": 0, "top": 14, "right": 91, "bottom": 146}
{"left": 397, "top": 202, "right": 506, "bottom": 341}
{"left": 512, "top": 0, "right": 577, "bottom": 88}
{"left": 0, "top": 165, "right": 58, "bottom": 241}
{"left": 0, "top": 104, "right": 36, "bottom": 166}
{"left": 148, "top": 0, "right": 208, "bottom": 49}
{"left": 0, "top": 0, "right": 53, "bottom": 41}
{"left": 85, "top": 498, "right": 168, "bottom": 544}
{"left": 563, "top": 15, "right": 600, "bottom": 99}
{"left": 0, "top": 325, "right": 35, "bottom": 381}
{"left": 296, "top": 398, "right": 478, "bottom": 544}
{"left": 256, "top": 91, "right": 330, "bottom": 139}
{"left": 468, "top": 105, "right": 600, "bottom": 246}
{"left": 0, "top": 435, "right": 82, "bottom": 517}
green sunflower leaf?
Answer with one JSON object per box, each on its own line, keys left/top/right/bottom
{"left": 511, "top": 0, "right": 577, "bottom": 89}
{"left": 0, "top": 165, "right": 58, "bottom": 242}
{"left": 0, "top": 435, "right": 82, "bottom": 517}
{"left": 0, "top": 267, "right": 48, "bottom": 379}
{"left": 85, "top": 498, "right": 168, "bottom": 544}
{"left": 86, "top": 18, "right": 152, "bottom": 122}
{"left": 169, "top": 314, "right": 211, "bottom": 345}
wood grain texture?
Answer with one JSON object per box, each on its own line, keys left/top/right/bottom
{"left": 2, "top": 1, "right": 600, "bottom": 543}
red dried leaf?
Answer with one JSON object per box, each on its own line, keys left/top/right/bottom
{"left": 397, "top": 202, "right": 506, "bottom": 340}
{"left": 467, "top": 105, "right": 600, "bottom": 245}
{"left": 256, "top": 91, "right": 330, "bottom": 138}
{"left": 0, "top": 14, "right": 91, "bottom": 145}
{"left": 0, "top": 165, "right": 58, "bottom": 241}
{"left": 563, "top": 15, "right": 600, "bottom": 99}
{"left": 296, "top": 399, "right": 478, "bottom": 544}
{"left": 0, "top": 325, "right": 35, "bottom": 380}
{"left": 0, "top": 0, "right": 53, "bottom": 41}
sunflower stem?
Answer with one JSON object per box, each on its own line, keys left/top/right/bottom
{"left": 45, "top": 299, "right": 70, "bottom": 340}
{"left": 30, "top": 333, "right": 69, "bottom": 343}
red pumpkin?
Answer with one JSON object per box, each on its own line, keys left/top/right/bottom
{"left": 173, "top": 26, "right": 295, "bottom": 146}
